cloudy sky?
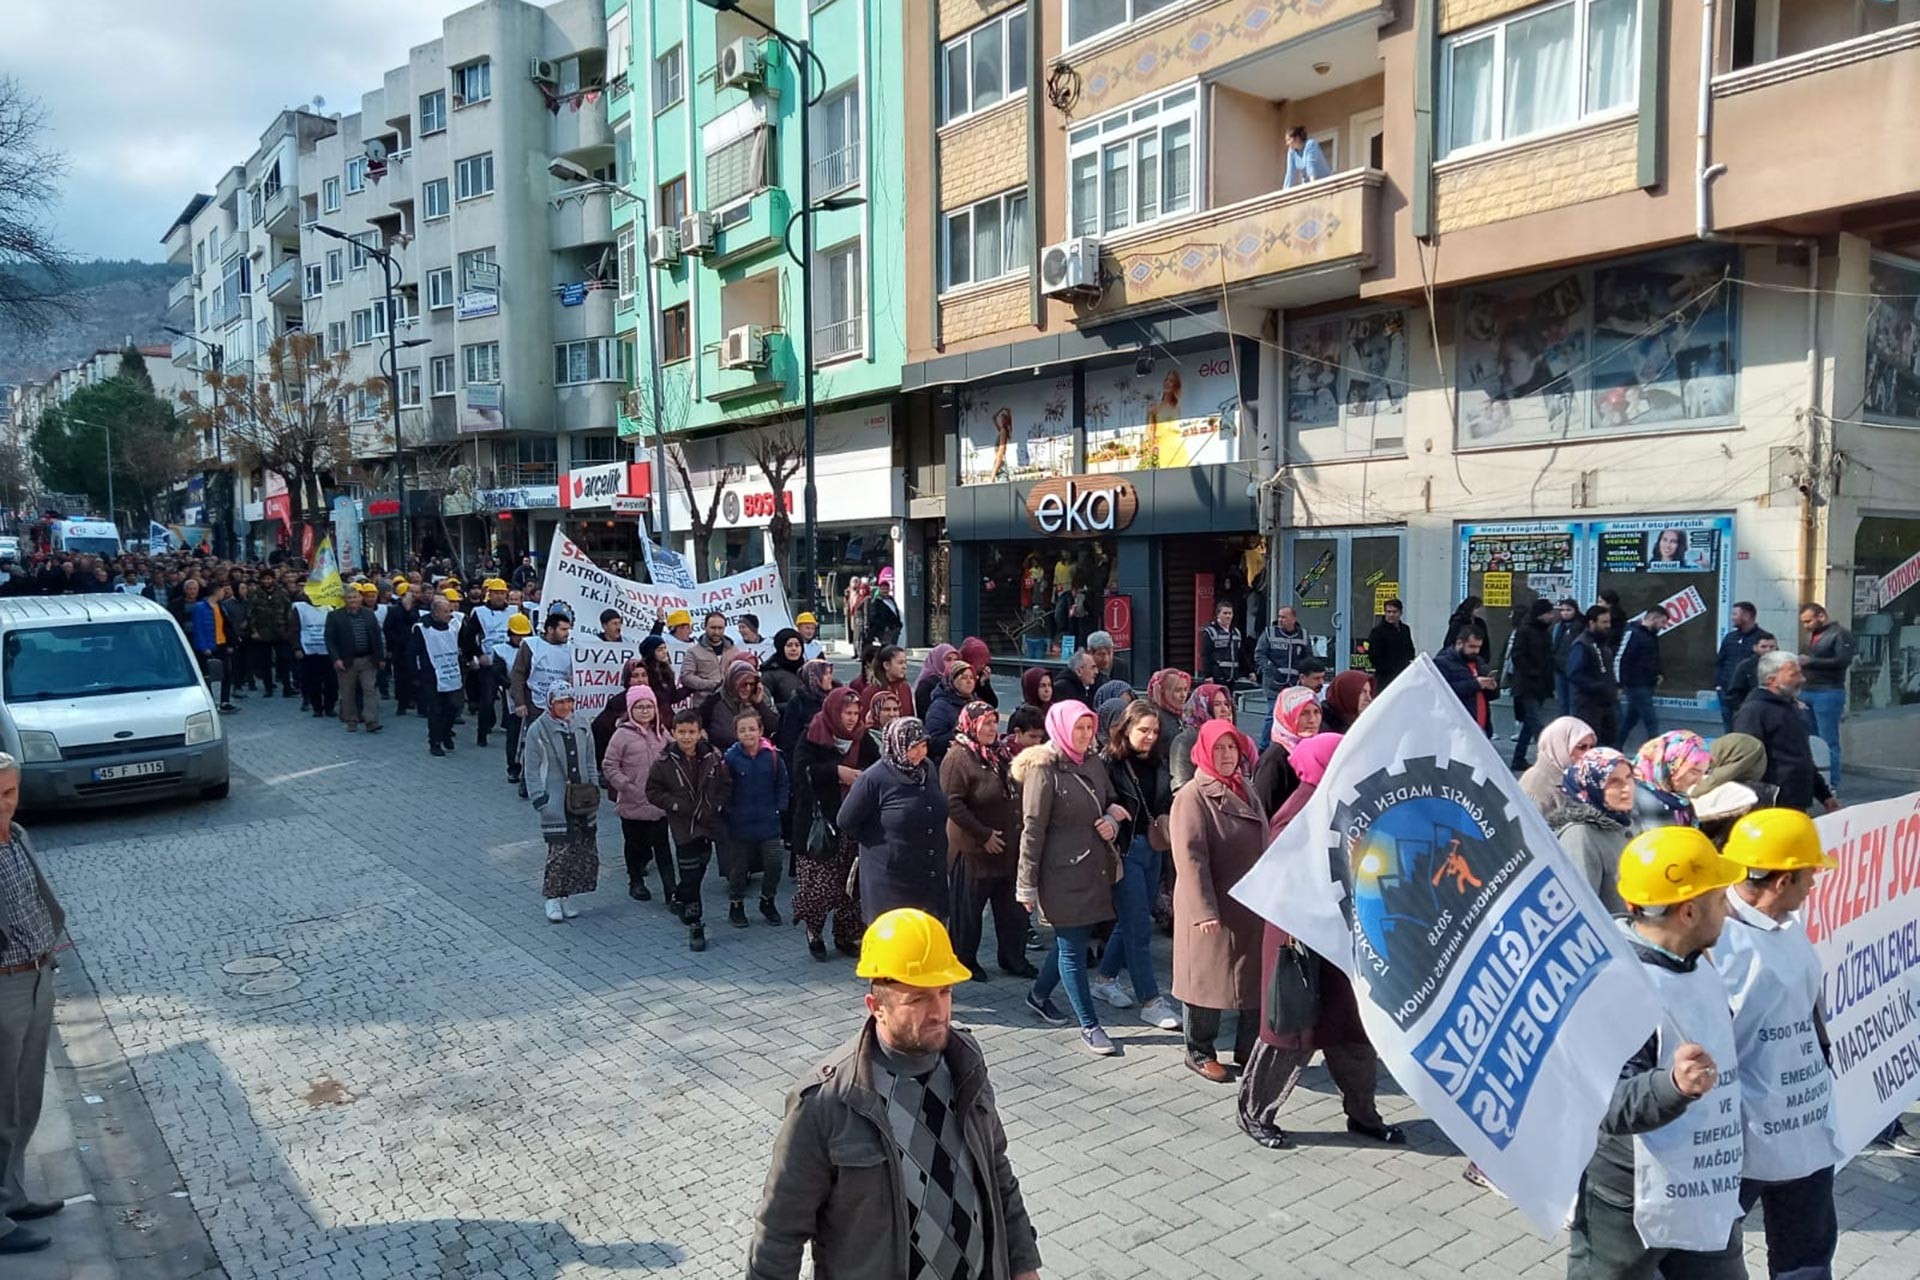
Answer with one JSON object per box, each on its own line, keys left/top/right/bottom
{"left": 7, "top": 0, "right": 463, "bottom": 262}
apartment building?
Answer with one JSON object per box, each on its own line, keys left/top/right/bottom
{"left": 609, "top": 0, "right": 921, "bottom": 623}
{"left": 904, "top": 0, "right": 1920, "bottom": 763}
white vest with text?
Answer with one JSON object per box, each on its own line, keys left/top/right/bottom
{"left": 1632, "top": 954, "right": 1744, "bottom": 1253}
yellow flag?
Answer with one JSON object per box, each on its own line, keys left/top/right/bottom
{"left": 305, "top": 536, "right": 345, "bottom": 608}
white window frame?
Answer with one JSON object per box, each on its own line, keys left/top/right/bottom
{"left": 422, "top": 178, "right": 450, "bottom": 220}
{"left": 345, "top": 156, "right": 366, "bottom": 194}
{"left": 553, "top": 338, "right": 619, "bottom": 386}
{"left": 325, "top": 250, "right": 344, "bottom": 284}
{"left": 430, "top": 355, "right": 456, "bottom": 397}
{"left": 617, "top": 228, "right": 637, "bottom": 305}
{"left": 303, "top": 264, "right": 323, "bottom": 298}
{"left": 463, "top": 341, "right": 502, "bottom": 385}
{"left": 428, "top": 267, "right": 455, "bottom": 310}
{"left": 1064, "top": 0, "right": 1186, "bottom": 50}
{"left": 398, "top": 367, "right": 423, "bottom": 408}
{"left": 654, "top": 44, "right": 684, "bottom": 111}
{"left": 322, "top": 176, "right": 341, "bottom": 213}
{"left": 452, "top": 60, "right": 492, "bottom": 107}
{"left": 608, "top": 8, "right": 632, "bottom": 85}
{"left": 1439, "top": 0, "right": 1640, "bottom": 161}
{"left": 327, "top": 320, "right": 347, "bottom": 353}
{"left": 1066, "top": 84, "right": 1200, "bottom": 239}
{"left": 941, "top": 187, "right": 1031, "bottom": 293}
{"left": 940, "top": 5, "right": 1028, "bottom": 126}
{"left": 351, "top": 309, "right": 375, "bottom": 346}
{"left": 349, "top": 231, "right": 376, "bottom": 271}
{"left": 455, "top": 153, "right": 495, "bottom": 202}
{"left": 814, "top": 239, "right": 864, "bottom": 363}
{"left": 810, "top": 85, "right": 862, "bottom": 195}
{"left": 420, "top": 89, "right": 447, "bottom": 136}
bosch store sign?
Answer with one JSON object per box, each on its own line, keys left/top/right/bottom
{"left": 560, "top": 461, "right": 650, "bottom": 511}
{"left": 1025, "top": 477, "right": 1139, "bottom": 538}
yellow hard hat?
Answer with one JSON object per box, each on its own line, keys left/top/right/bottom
{"left": 507, "top": 613, "right": 533, "bottom": 635}
{"left": 483, "top": 577, "right": 509, "bottom": 592}
{"left": 354, "top": 581, "right": 377, "bottom": 595}
{"left": 796, "top": 612, "right": 818, "bottom": 625}
{"left": 391, "top": 576, "right": 409, "bottom": 589}
{"left": 665, "top": 608, "right": 693, "bottom": 628}
{"left": 1617, "top": 826, "right": 1746, "bottom": 908}
{"left": 856, "top": 909, "right": 972, "bottom": 988}
{"left": 443, "top": 588, "right": 461, "bottom": 601}
{"left": 1720, "top": 808, "right": 1838, "bottom": 874}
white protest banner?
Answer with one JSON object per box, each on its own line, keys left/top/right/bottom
{"left": 1807, "top": 792, "right": 1920, "bottom": 1158}
{"left": 565, "top": 635, "right": 637, "bottom": 716}
{"left": 1231, "top": 656, "right": 1660, "bottom": 1234}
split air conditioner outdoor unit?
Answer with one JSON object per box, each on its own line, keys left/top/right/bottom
{"left": 647, "top": 225, "right": 681, "bottom": 266}
{"left": 720, "top": 325, "right": 768, "bottom": 370}
{"left": 1040, "top": 236, "right": 1102, "bottom": 299}
{"left": 718, "top": 38, "right": 764, "bottom": 92}
{"left": 528, "top": 58, "right": 558, "bottom": 85}
{"left": 679, "top": 211, "right": 717, "bottom": 256}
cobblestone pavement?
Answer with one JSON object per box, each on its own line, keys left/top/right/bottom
{"left": 27, "top": 694, "right": 1920, "bottom": 1280}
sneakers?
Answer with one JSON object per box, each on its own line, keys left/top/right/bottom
{"left": 1080, "top": 1026, "right": 1121, "bottom": 1056}
{"left": 544, "top": 898, "right": 565, "bottom": 923}
{"left": 218, "top": 703, "right": 240, "bottom": 714}
{"left": 430, "top": 745, "right": 446, "bottom": 757}
{"left": 1024, "top": 991, "right": 1069, "bottom": 1026}
{"left": 729, "top": 900, "right": 750, "bottom": 929}
{"left": 1139, "top": 995, "right": 1182, "bottom": 1030}
{"left": 759, "top": 897, "right": 782, "bottom": 925}
{"left": 1090, "top": 977, "right": 1134, "bottom": 1009}
{"left": 561, "top": 898, "right": 579, "bottom": 919}
{"left": 1347, "top": 1118, "right": 1407, "bottom": 1145}
{"left": 1025, "top": 926, "right": 1044, "bottom": 952}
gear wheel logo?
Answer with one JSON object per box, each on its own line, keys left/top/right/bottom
{"left": 1324, "top": 755, "right": 1528, "bottom": 1029}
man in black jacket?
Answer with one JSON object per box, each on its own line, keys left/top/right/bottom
{"left": 1507, "top": 598, "right": 1557, "bottom": 769}
{"left": 1567, "top": 606, "right": 1619, "bottom": 748}
{"left": 383, "top": 586, "right": 420, "bottom": 715}
{"left": 1199, "top": 602, "right": 1245, "bottom": 687}
{"left": 1712, "top": 601, "right": 1763, "bottom": 731}
{"left": 1720, "top": 631, "right": 1776, "bottom": 724}
{"left": 1365, "top": 598, "right": 1415, "bottom": 690}
{"left": 1433, "top": 630, "right": 1498, "bottom": 736}
{"left": 1614, "top": 604, "right": 1669, "bottom": 749}
{"left": 1551, "top": 597, "right": 1585, "bottom": 715}
{"left": 1733, "top": 652, "right": 1839, "bottom": 813}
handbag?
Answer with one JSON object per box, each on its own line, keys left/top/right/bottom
{"left": 1262, "top": 939, "right": 1322, "bottom": 1039}
{"left": 1147, "top": 814, "right": 1172, "bottom": 852}
{"left": 804, "top": 811, "right": 837, "bottom": 862}
{"left": 560, "top": 732, "right": 600, "bottom": 817}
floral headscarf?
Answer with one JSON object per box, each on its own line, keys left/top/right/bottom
{"left": 1183, "top": 682, "right": 1228, "bottom": 730}
{"left": 882, "top": 717, "right": 931, "bottom": 783}
{"left": 861, "top": 685, "right": 901, "bottom": 730}
{"left": 801, "top": 657, "right": 835, "bottom": 694}
{"left": 1148, "top": 668, "right": 1191, "bottom": 714}
{"left": 1562, "top": 747, "right": 1632, "bottom": 824}
{"left": 1634, "top": 730, "right": 1710, "bottom": 825}
{"left": 940, "top": 656, "right": 977, "bottom": 699}
{"left": 955, "top": 700, "right": 1002, "bottom": 763}
{"left": 1269, "top": 685, "right": 1320, "bottom": 749}
{"left": 1045, "top": 699, "right": 1097, "bottom": 764}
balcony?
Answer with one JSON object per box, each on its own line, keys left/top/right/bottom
{"left": 171, "top": 334, "right": 197, "bottom": 367}
{"left": 263, "top": 255, "right": 301, "bottom": 302}
{"left": 262, "top": 183, "right": 299, "bottom": 237}
{"left": 556, "top": 381, "right": 621, "bottom": 432}
{"left": 1076, "top": 168, "right": 1382, "bottom": 321}
{"left": 701, "top": 330, "right": 792, "bottom": 405}
{"left": 553, "top": 285, "right": 616, "bottom": 343}
{"left": 551, "top": 190, "right": 613, "bottom": 251}
{"left": 708, "top": 187, "right": 791, "bottom": 270}
{"left": 813, "top": 314, "right": 863, "bottom": 365}
{"left": 551, "top": 103, "right": 612, "bottom": 158}
{"left": 810, "top": 140, "right": 861, "bottom": 198}
{"left": 168, "top": 274, "right": 194, "bottom": 310}
{"left": 490, "top": 462, "right": 559, "bottom": 488}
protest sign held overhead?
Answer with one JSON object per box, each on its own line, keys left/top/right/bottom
{"left": 1231, "top": 655, "right": 1659, "bottom": 1235}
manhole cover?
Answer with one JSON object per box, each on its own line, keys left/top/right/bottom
{"left": 238, "top": 972, "right": 301, "bottom": 996}
{"left": 221, "top": 957, "right": 284, "bottom": 976}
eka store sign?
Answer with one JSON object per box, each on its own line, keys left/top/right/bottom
{"left": 1024, "top": 477, "right": 1139, "bottom": 538}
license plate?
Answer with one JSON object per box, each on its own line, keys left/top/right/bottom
{"left": 92, "top": 760, "right": 166, "bottom": 781}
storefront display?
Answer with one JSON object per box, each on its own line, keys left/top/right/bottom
{"left": 1287, "top": 309, "right": 1408, "bottom": 458}
{"left": 1864, "top": 254, "right": 1920, "bottom": 424}
{"left": 1849, "top": 515, "right": 1920, "bottom": 712}
{"left": 979, "top": 539, "right": 1115, "bottom": 659}
{"left": 1082, "top": 349, "right": 1242, "bottom": 473}
{"left": 956, "top": 374, "right": 1074, "bottom": 485}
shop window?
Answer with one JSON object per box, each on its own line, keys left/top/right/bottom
{"left": 1850, "top": 515, "right": 1920, "bottom": 713}
{"left": 1084, "top": 348, "right": 1241, "bottom": 472}
{"left": 955, "top": 371, "right": 1073, "bottom": 485}
{"left": 1865, "top": 253, "right": 1920, "bottom": 425}
{"left": 1456, "top": 244, "right": 1737, "bottom": 448}
{"left": 1287, "top": 309, "right": 1408, "bottom": 460}
{"left": 978, "top": 539, "right": 1116, "bottom": 660}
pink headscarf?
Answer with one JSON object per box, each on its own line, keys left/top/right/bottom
{"left": 1045, "top": 699, "right": 1096, "bottom": 764}
{"left": 1287, "top": 732, "right": 1343, "bottom": 787}
{"left": 919, "top": 643, "right": 958, "bottom": 686}
{"left": 1270, "top": 686, "right": 1319, "bottom": 749}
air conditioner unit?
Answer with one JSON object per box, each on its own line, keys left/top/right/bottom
{"left": 528, "top": 58, "right": 558, "bottom": 84}
{"left": 1040, "top": 236, "right": 1102, "bottom": 299}
{"left": 720, "top": 325, "right": 768, "bottom": 370}
{"left": 679, "top": 211, "right": 717, "bottom": 256}
{"left": 717, "top": 38, "right": 764, "bottom": 91}
{"left": 647, "top": 225, "right": 681, "bottom": 266}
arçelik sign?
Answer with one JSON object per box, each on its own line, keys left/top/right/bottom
{"left": 1024, "top": 476, "right": 1139, "bottom": 537}
{"left": 559, "top": 461, "right": 650, "bottom": 511}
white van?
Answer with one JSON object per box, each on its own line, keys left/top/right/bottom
{"left": 0, "top": 595, "right": 229, "bottom": 808}
{"left": 48, "top": 519, "right": 123, "bottom": 558}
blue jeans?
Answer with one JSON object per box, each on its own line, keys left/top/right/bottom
{"left": 1096, "top": 836, "right": 1162, "bottom": 1002}
{"left": 1717, "top": 690, "right": 1735, "bottom": 733}
{"left": 1511, "top": 695, "right": 1546, "bottom": 766}
{"left": 1802, "top": 687, "right": 1845, "bottom": 794}
{"left": 1617, "top": 685, "right": 1659, "bottom": 749}
{"left": 1033, "top": 923, "right": 1098, "bottom": 1030}
{"left": 1556, "top": 673, "right": 1574, "bottom": 718}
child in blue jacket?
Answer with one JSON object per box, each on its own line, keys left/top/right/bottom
{"left": 721, "top": 709, "right": 789, "bottom": 929}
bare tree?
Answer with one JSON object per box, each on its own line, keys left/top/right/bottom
{"left": 664, "top": 444, "right": 738, "bottom": 583}
{"left": 0, "top": 77, "right": 73, "bottom": 337}
{"left": 404, "top": 435, "right": 480, "bottom": 575}
{"left": 743, "top": 421, "right": 806, "bottom": 586}
{"left": 624, "top": 363, "right": 739, "bottom": 582}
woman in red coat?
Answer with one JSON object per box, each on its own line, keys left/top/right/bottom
{"left": 1236, "top": 731, "right": 1405, "bottom": 1151}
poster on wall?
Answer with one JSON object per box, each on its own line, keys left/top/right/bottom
{"left": 1598, "top": 519, "right": 1721, "bottom": 574}
{"left": 1864, "top": 254, "right": 1920, "bottom": 423}
{"left": 1591, "top": 514, "right": 1736, "bottom": 705}
{"left": 1457, "top": 271, "right": 1588, "bottom": 444}
{"left": 1457, "top": 522, "right": 1583, "bottom": 670}
{"left": 1287, "top": 311, "right": 1408, "bottom": 455}
{"left": 956, "top": 375, "right": 1073, "bottom": 485}
{"left": 1084, "top": 350, "right": 1243, "bottom": 473}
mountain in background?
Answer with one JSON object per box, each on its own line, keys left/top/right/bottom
{"left": 0, "top": 259, "right": 189, "bottom": 385}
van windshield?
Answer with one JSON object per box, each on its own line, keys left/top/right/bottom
{"left": 59, "top": 537, "right": 120, "bottom": 556}
{"left": 2, "top": 621, "right": 201, "bottom": 702}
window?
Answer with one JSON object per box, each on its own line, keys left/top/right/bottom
{"left": 617, "top": 228, "right": 637, "bottom": 304}
{"left": 658, "top": 176, "right": 687, "bottom": 234}
{"left": 345, "top": 156, "right": 366, "bottom": 193}
{"left": 706, "top": 128, "right": 772, "bottom": 210}
{"left": 326, "top": 249, "right": 344, "bottom": 284}
{"left": 428, "top": 267, "right": 454, "bottom": 309}
{"left": 1067, "top": 85, "right": 1197, "bottom": 237}
{"left": 455, "top": 153, "right": 495, "bottom": 201}
{"left": 348, "top": 231, "right": 377, "bottom": 270}
{"left": 422, "top": 178, "right": 450, "bottom": 220}
{"left": 811, "top": 86, "right": 861, "bottom": 194}
{"left": 815, "top": 241, "right": 863, "bottom": 362}
{"left": 574, "top": 435, "right": 620, "bottom": 464}
{"left": 303, "top": 264, "right": 323, "bottom": 298}
{"left": 195, "top": 240, "right": 205, "bottom": 273}
{"left": 430, "top": 355, "right": 456, "bottom": 396}
{"left": 354, "top": 388, "right": 376, "bottom": 421}
{"left": 660, "top": 304, "right": 690, "bottom": 363}
{"left": 1442, "top": 0, "right": 1638, "bottom": 158}
{"left": 327, "top": 321, "right": 347, "bottom": 353}
{"left": 463, "top": 341, "right": 501, "bottom": 384}
{"left": 554, "top": 338, "right": 618, "bottom": 385}
{"left": 654, "top": 45, "right": 684, "bottom": 109}
{"left": 398, "top": 367, "right": 422, "bottom": 408}
{"left": 351, "top": 309, "right": 375, "bottom": 345}
{"left": 459, "top": 247, "right": 497, "bottom": 290}
{"left": 941, "top": 6, "right": 1027, "bottom": 124}
{"left": 452, "top": 59, "right": 492, "bottom": 106}
{"left": 420, "top": 89, "right": 447, "bottom": 135}
{"left": 322, "top": 177, "right": 341, "bottom": 213}
{"left": 941, "top": 188, "right": 1030, "bottom": 291}
{"left": 371, "top": 297, "right": 393, "bottom": 337}
{"left": 608, "top": 9, "right": 632, "bottom": 85}
{"left": 1066, "top": 0, "right": 1182, "bottom": 47}
{"left": 614, "top": 124, "right": 633, "bottom": 187}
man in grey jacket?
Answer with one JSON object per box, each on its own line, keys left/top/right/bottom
{"left": 750, "top": 909, "right": 1042, "bottom": 1280}
{"left": 0, "top": 755, "right": 67, "bottom": 1256}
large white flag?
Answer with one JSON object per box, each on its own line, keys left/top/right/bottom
{"left": 1231, "top": 655, "right": 1660, "bottom": 1234}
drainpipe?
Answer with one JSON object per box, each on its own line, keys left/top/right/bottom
{"left": 1694, "top": 0, "right": 1823, "bottom": 605}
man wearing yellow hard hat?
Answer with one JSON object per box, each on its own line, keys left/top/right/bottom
{"left": 1714, "top": 809, "right": 1844, "bottom": 1279}
{"left": 461, "top": 578, "right": 517, "bottom": 750}
{"left": 495, "top": 612, "right": 534, "bottom": 776}
{"left": 1568, "top": 827, "right": 1747, "bottom": 1280}
{"left": 749, "top": 909, "right": 1042, "bottom": 1280}
{"left": 794, "top": 611, "right": 823, "bottom": 660}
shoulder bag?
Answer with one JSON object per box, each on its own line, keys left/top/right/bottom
{"left": 1262, "top": 939, "right": 1322, "bottom": 1039}
{"left": 560, "top": 732, "right": 601, "bottom": 817}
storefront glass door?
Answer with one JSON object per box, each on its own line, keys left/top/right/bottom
{"left": 1282, "top": 530, "right": 1405, "bottom": 674}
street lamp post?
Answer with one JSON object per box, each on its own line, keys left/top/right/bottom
{"left": 316, "top": 225, "right": 415, "bottom": 567}
{"left": 162, "top": 325, "right": 227, "bottom": 550}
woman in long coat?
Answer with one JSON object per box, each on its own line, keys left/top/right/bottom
{"left": 835, "top": 718, "right": 949, "bottom": 919}
{"left": 1170, "top": 718, "right": 1268, "bottom": 1082}
{"left": 791, "top": 687, "right": 872, "bottom": 958}
{"left": 1237, "top": 733, "right": 1403, "bottom": 1149}
{"left": 521, "top": 682, "right": 601, "bottom": 923}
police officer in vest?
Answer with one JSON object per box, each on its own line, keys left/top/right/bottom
{"left": 462, "top": 577, "right": 517, "bottom": 749}
{"left": 1716, "top": 809, "right": 1844, "bottom": 1279}
{"left": 413, "top": 595, "right": 464, "bottom": 757}
{"left": 510, "top": 604, "right": 574, "bottom": 791}
{"left": 1568, "top": 826, "right": 1748, "bottom": 1280}
{"left": 496, "top": 613, "right": 533, "bottom": 782}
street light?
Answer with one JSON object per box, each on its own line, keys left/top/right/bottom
{"left": 316, "top": 223, "right": 416, "bottom": 565}
{"left": 162, "top": 324, "right": 227, "bottom": 553}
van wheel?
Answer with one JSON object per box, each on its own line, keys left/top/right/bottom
{"left": 201, "top": 780, "right": 231, "bottom": 801}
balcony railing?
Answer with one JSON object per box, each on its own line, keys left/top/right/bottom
{"left": 168, "top": 274, "right": 194, "bottom": 309}
{"left": 813, "top": 315, "right": 863, "bottom": 364}
{"left": 810, "top": 141, "right": 861, "bottom": 197}
{"left": 264, "top": 255, "right": 301, "bottom": 300}
{"left": 495, "top": 462, "right": 559, "bottom": 487}
{"left": 170, "top": 334, "right": 196, "bottom": 366}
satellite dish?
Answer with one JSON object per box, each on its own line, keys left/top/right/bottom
{"left": 311, "top": 95, "right": 326, "bottom": 112}
{"left": 364, "top": 138, "right": 389, "bottom": 165}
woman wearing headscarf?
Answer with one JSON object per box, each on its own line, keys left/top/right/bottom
{"left": 1019, "top": 667, "right": 1054, "bottom": 715}
{"left": 600, "top": 685, "right": 673, "bottom": 902}
{"left": 914, "top": 643, "right": 959, "bottom": 717}
{"left": 860, "top": 684, "right": 901, "bottom": 754}
{"left": 1170, "top": 718, "right": 1269, "bottom": 1083}
{"left": 1253, "top": 686, "right": 1321, "bottom": 815}
{"left": 958, "top": 636, "right": 1001, "bottom": 709}
{"left": 835, "top": 718, "right": 949, "bottom": 918}
{"left": 791, "top": 686, "right": 872, "bottom": 960}
{"left": 942, "top": 701, "right": 1032, "bottom": 980}
{"left": 1318, "top": 670, "right": 1375, "bottom": 734}
{"left": 1518, "top": 715, "right": 1597, "bottom": 822}
{"left": 1089, "top": 701, "right": 1181, "bottom": 1030}
{"left": 1014, "top": 700, "right": 1129, "bottom": 1056}
{"left": 1551, "top": 747, "right": 1636, "bottom": 913}
{"left": 703, "top": 660, "right": 781, "bottom": 752}
{"left": 760, "top": 628, "right": 807, "bottom": 708}
{"left": 1170, "top": 682, "right": 1234, "bottom": 790}
{"left": 775, "top": 658, "right": 834, "bottom": 758}
{"left": 1631, "top": 730, "right": 1711, "bottom": 832}
{"left": 1687, "top": 732, "right": 1775, "bottom": 844}
{"left": 922, "top": 657, "right": 980, "bottom": 762}
{"left": 1239, "top": 732, "right": 1405, "bottom": 1151}
{"left": 521, "top": 683, "right": 601, "bottom": 923}
{"left": 1146, "top": 668, "right": 1192, "bottom": 760}
{"left": 590, "top": 658, "right": 651, "bottom": 767}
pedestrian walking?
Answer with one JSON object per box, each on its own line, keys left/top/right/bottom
{"left": 1017, "top": 667, "right": 1053, "bottom": 718}
{"left": 646, "top": 709, "right": 732, "bottom": 951}
{"left": 1631, "top": 730, "right": 1711, "bottom": 831}
{"left": 864, "top": 567, "right": 904, "bottom": 649}
{"left": 248, "top": 571, "right": 295, "bottom": 698}
{"left": 191, "top": 582, "right": 240, "bottom": 713}
{"left": 383, "top": 583, "right": 420, "bottom": 715}
{"left": 941, "top": 701, "right": 1029, "bottom": 981}
{"left": 1733, "top": 652, "right": 1839, "bottom": 814}
{"left": 522, "top": 684, "right": 601, "bottom": 923}
{"left": 922, "top": 658, "right": 978, "bottom": 763}
{"left": 460, "top": 578, "right": 518, "bottom": 749}
{"left": 1615, "top": 605, "right": 1670, "bottom": 747}
{"left": 1366, "top": 599, "right": 1415, "bottom": 689}
{"left": 494, "top": 613, "right": 532, "bottom": 777}
{"left": 600, "top": 686, "right": 675, "bottom": 903}
{"left": 720, "top": 711, "right": 789, "bottom": 930}
{"left": 1253, "top": 605, "right": 1311, "bottom": 693}
{"left": 1551, "top": 597, "right": 1586, "bottom": 716}
{"left": 1144, "top": 668, "right": 1190, "bottom": 765}
{"left": 1713, "top": 602, "right": 1764, "bottom": 732}
{"left": 912, "top": 644, "right": 957, "bottom": 719}
{"left": 1567, "top": 605, "right": 1620, "bottom": 748}
{"left": 1251, "top": 685, "right": 1320, "bottom": 814}
{"left": 681, "top": 610, "right": 742, "bottom": 696}
{"left": 510, "top": 605, "right": 576, "bottom": 784}
{"left": 761, "top": 628, "right": 807, "bottom": 708}
{"left": 835, "top": 718, "right": 949, "bottom": 920}
{"left": 746, "top": 908, "right": 1042, "bottom": 1280}
{"left": 792, "top": 687, "right": 872, "bottom": 960}
{"left": 1433, "top": 626, "right": 1498, "bottom": 736}
{"left": 1199, "top": 602, "right": 1245, "bottom": 687}
{"left": 1506, "top": 598, "right": 1556, "bottom": 766}
{"left": 1721, "top": 630, "right": 1777, "bottom": 724}
{"left": 1169, "top": 682, "right": 1234, "bottom": 791}
{"left": 411, "top": 596, "right": 463, "bottom": 757}
{"left": 1517, "top": 715, "right": 1596, "bottom": 823}
{"left": 1442, "top": 596, "right": 1489, "bottom": 649}
{"left": 1551, "top": 748, "right": 1637, "bottom": 913}
{"left": 1796, "top": 603, "right": 1853, "bottom": 797}
{"left": 1088, "top": 701, "right": 1181, "bottom": 1031}
{"left": 324, "top": 585, "right": 386, "bottom": 733}
{"left": 957, "top": 638, "right": 1000, "bottom": 709}
{"left": 1317, "top": 670, "right": 1374, "bottom": 735}
{"left": 708, "top": 661, "right": 784, "bottom": 754}
{"left": 290, "top": 589, "right": 337, "bottom": 718}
